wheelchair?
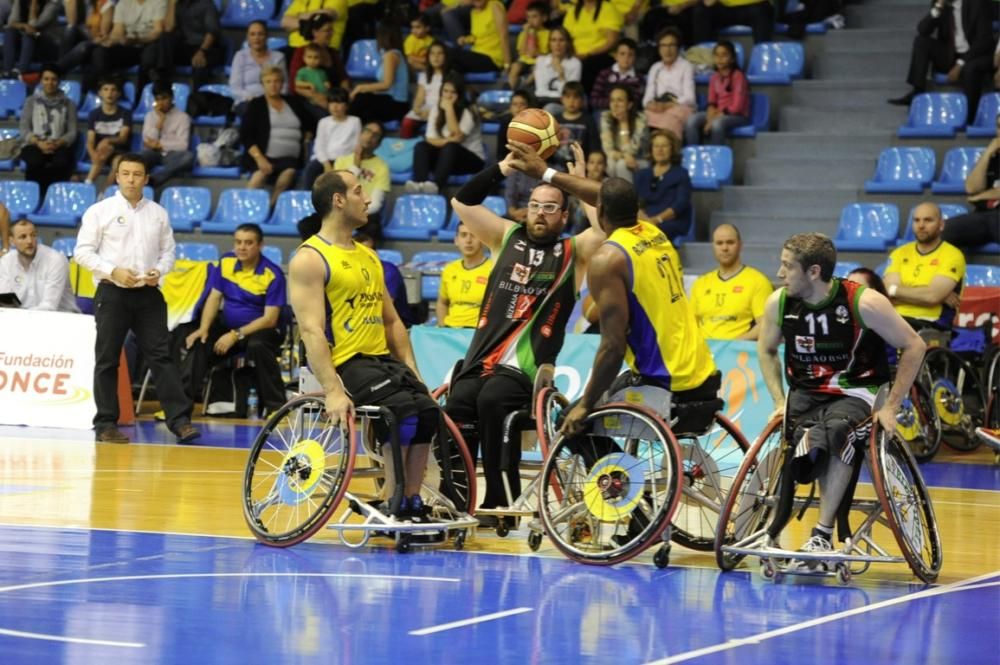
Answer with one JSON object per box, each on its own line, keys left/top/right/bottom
{"left": 916, "top": 327, "right": 988, "bottom": 452}
{"left": 978, "top": 344, "right": 1000, "bottom": 463}
{"left": 713, "top": 386, "right": 943, "bottom": 585}
{"left": 242, "top": 392, "right": 478, "bottom": 553}
{"left": 535, "top": 376, "right": 750, "bottom": 568}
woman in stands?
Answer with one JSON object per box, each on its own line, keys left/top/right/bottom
{"left": 642, "top": 26, "right": 695, "bottom": 143}
{"left": 401, "top": 40, "right": 452, "bottom": 138}
{"left": 229, "top": 21, "right": 287, "bottom": 116}
{"left": 19, "top": 64, "right": 77, "bottom": 198}
{"left": 599, "top": 83, "right": 648, "bottom": 182}
{"left": 561, "top": 0, "right": 622, "bottom": 91}
{"left": 634, "top": 130, "right": 692, "bottom": 241}
{"left": 450, "top": 0, "right": 511, "bottom": 75}
{"left": 684, "top": 41, "right": 750, "bottom": 145}
{"left": 348, "top": 22, "right": 410, "bottom": 126}
{"left": 241, "top": 65, "right": 316, "bottom": 208}
{"left": 288, "top": 14, "right": 348, "bottom": 118}
{"left": 405, "top": 73, "right": 485, "bottom": 195}
{"left": 531, "top": 27, "right": 582, "bottom": 111}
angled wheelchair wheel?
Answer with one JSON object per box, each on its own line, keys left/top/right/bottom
{"left": 429, "top": 412, "right": 477, "bottom": 515}
{"left": 537, "top": 403, "right": 683, "bottom": 565}
{"left": 868, "top": 422, "right": 943, "bottom": 583}
{"left": 670, "top": 413, "right": 750, "bottom": 551}
{"left": 242, "top": 394, "right": 356, "bottom": 547}
{"left": 535, "top": 386, "right": 570, "bottom": 458}
{"left": 984, "top": 346, "right": 1000, "bottom": 430}
{"left": 713, "top": 416, "right": 786, "bottom": 571}
{"left": 922, "top": 348, "right": 985, "bottom": 451}
{"left": 896, "top": 382, "right": 941, "bottom": 463}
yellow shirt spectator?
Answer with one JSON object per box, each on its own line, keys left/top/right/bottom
{"left": 470, "top": 0, "right": 509, "bottom": 68}
{"left": 284, "top": 0, "right": 349, "bottom": 50}
{"left": 561, "top": 2, "right": 623, "bottom": 56}
{"left": 438, "top": 257, "right": 493, "bottom": 328}
{"left": 404, "top": 33, "right": 435, "bottom": 63}
{"left": 333, "top": 154, "right": 390, "bottom": 204}
{"left": 886, "top": 240, "right": 966, "bottom": 324}
{"left": 515, "top": 27, "right": 550, "bottom": 65}
{"left": 690, "top": 266, "right": 774, "bottom": 340}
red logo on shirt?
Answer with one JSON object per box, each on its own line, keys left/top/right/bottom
{"left": 476, "top": 276, "right": 488, "bottom": 284}
{"left": 732, "top": 286, "right": 743, "bottom": 293}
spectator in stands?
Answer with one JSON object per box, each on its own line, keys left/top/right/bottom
{"left": 436, "top": 220, "right": 492, "bottom": 328}
{"left": 0, "top": 219, "right": 79, "bottom": 311}
{"left": 404, "top": 13, "right": 434, "bottom": 71}
{"left": 504, "top": 167, "right": 538, "bottom": 223}
{"left": 89, "top": 0, "right": 169, "bottom": 96}
{"left": 138, "top": 81, "right": 194, "bottom": 188}
{"left": 590, "top": 37, "right": 644, "bottom": 112}
{"left": 885, "top": 201, "right": 966, "bottom": 332}
{"left": 532, "top": 27, "right": 581, "bottom": 110}
{"left": 507, "top": 1, "right": 549, "bottom": 90}
{"left": 19, "top": 64, "right": 77, "bottom": 197}
{"left": 58, "top": 0, "right": 114, "bottom": 75}
{"left": 494, "top": 88, "right": 533, "bottom": 162}
{"left": 568, "top": 149, "right": 607, "bottom": 233}
{"left": 451, "top": 0, "right": 510, "bottom": 75}
{"left": 406, "top": 74, "right": 485, "bottom": 195}
{"left": 634, "top": 129, "right": 691, "bottom": 240}
{"left": 184, "top": 223, "right": 287, "bottom": 417}
{"left": 600, "top": 83, "right": 648, "bottom": 182}
{"left": 552, "top": 82, "right": 599, "bottom": 170}
{"left": 561, "top": 0, "right": 622, "bottom": 91}
{"left": 692, "top": 0, "right": 774, "bottom": 45}
{"left": 640, "top": 0, "right": 696, "bottom": 46}
{"left": 301, "top": 88, "right": 361, "bottom": 190}
{"left": 296, "top": 43, "right": 333, "bottom": 118}
{"left": 163, "top": 0, "right": 223, "bottom": 92}
{"left": 229, "top": 20, "right": 287, "bottom": 114}
{"left": 288, "top": 14, "right": 348, "bottom": 113}
{"left": 2, "top": 0, "right": 60, "bottom": 79}
{"left": 401, "top": 40, "right": 450, "bottom": 139}
{"left": 423, "top": 0, "right": 472, "bottom": 45}
{"left": 0, "top": 202, "right": 9, "bottom": 255}
{"left": 942, "top": 115, "right": 1000, "bottom": 250}
{"left": 690, "top": 223, "right": 773, "bottom": 340}
{"left": 85, "top": 77, "right": 131, "bottom": 189}
{"left": 355, "top": 231, "right": 415, "bottom": 327}
{"left": 333, "top": 120, "right": 389, "bottom": 239}
{"left": 242, "top": 65, "right": 317, "bottom": 208}
{"left": 281, "top": 0, "right": 347, "bottom": 53}
{"left": 888, "top": 0, "right": 993, "bottom": 110}
{"left": 348, "top": 22, "right": 410, "bottom": 126}
{"left": 642, "top": 27, "right": 695, "bottom": 141}
{"left": 846, "top": 267, "right": 888, "bottom": 297}
{"left": 684, "top": 40, "right": 750, "bottom": 145}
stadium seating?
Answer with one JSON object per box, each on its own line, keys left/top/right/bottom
{"left": 0, "top": 79, "right": 26, "bottom": 117}
{"left": 221, "top": 0, "right": 275, "bottom": 28}
{"left": 897, "top": 93, "right": 967, "bottom": 138}
{"left": 833, "top": 203, "right": 899, "bottom": 251}
{"left": 191, "top": 135, "right": 243, "bottom": 179}
{"left": 346, "top": 40, "right": 380, "bottom": 81}
{"left": 682, "top": 145, "right": 734, "bottom": 190}
{"left": 409, "top": 250, "right": 460, "bottom": 301}
{"left": 77, "top": 82, "right": 137, "bottom": 120}
{"left": 864, "top": 147, "right": 935, "bottom": 194}
{"left": 265, "top": 189, "right": 315, "bottom": 237}
{"left": 833, "top": 261, "right": 862, "bottom": 278}
{"left": 967, "top": 93, "right": 1000, "bottom": 138}
{"left": 0, "top": 180, "right": 39, "bottom": 219}
{"left": 0, "top": 127, "right": 19, "bottom": 170}
{"left": 377, "top": 249, "right": 404, "bottom": 265}
{"left": 383, "top": 195, "right": 447, "bottom": 240}
{"left": 897, "top": 203, "right": 968, "bottom": 245}
{"left": 201, "top": 188, "right": 269, "bottom": 234}
{"left": 175, "top": 242, "right": 220, "bottom": 261}
{"left": 465, "top": 71, "right": 499, "bottom": 84}
{"left": 50, "top": 237, "right": 76, "bottom": 257}
{"left": 439, "top": 195, "right": 506, "bottom": 241}
{"left": 373, "top": 136, "right": 421, "bottom": 184}
{"left": 965, "top": 264, "right": 1000, "bottom": 287}
{"left": 479, "top": 90, "right": 513, "bottom": 134}
{"left": 670, "top": 207, "right": 697, "bottom": 247}
{"left": 931, "top": 147, "right": 985, "bottom": 194}
{"left": 159, "top": 186, "right": 213, "bottom": 232}
{"left": 133, "top": 83, "right": 191, "bottom": 122}
{"left": 29, "top": 182, "right": 96, "bottom": 228}
{"left": 193, "top": 84, "right": 237, "bottom": 127}
{"left": 693, "top": 41, "right": 745, "bottom": 85}
{"left": 58, "top": 80, "right": 82, "bottom": 106}
{"left": 262, "top": 245, "right": 282, "bottom": 265}
{"left": 746, "top": 42, "right": 804, "bottom": 85}
{"left": 728, "top": 93, "right": 770, "bottom": 138}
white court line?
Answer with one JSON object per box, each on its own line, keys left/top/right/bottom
{"left": 409, "top": 607, "right": 534, "bottom": 636}
{"left": 643, "top": 570, "right": 1000, "bottom": 665}
{"left": 0, "top": 627, "right": 144, "bottom": 648}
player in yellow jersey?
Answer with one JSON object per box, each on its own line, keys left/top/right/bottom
{"left": 289, "top": 170, "right": 438, "bottom": 518}
{"left": 436, "top": 221, "right": 493, "bottom": 328}
{"left": 690, "top": 224, "right": 774, "bottom": 340}
{"left": 884, "top": 201, "right": 966, "bottom": 332}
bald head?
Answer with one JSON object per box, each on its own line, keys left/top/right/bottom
{"left": 712, "top": 223, "right": 742, "bottom": 269}
{"left": 911, "top": 201, "right": 944, "bottom": 246}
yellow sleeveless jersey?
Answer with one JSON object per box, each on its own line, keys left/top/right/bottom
{"left": 300, "top": 235, "right": 389, "bottom": 367}
{"left": 439, "top": 257, "right": 493, "bottom": 328}
{"left": 607, "top": 221, "right": 716, "bottom": 391}
{"left": 471, "top": 0, "right": 507, "bottom": 67}
{"left": 690, "top": 266, "right": 774, "bottom": 339}
{"left": 886, "top": 241, "right": 966, "bottom": 324}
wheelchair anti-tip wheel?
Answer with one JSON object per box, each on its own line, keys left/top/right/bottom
{"left": 922, "top": 348, "right": 986, "bottom": 451}
{"left": 537, "top": 403, "right": 683, "bottom": 565}
{"left": 896, "top": 382, "right": 942, "bottom": 463}
{"left": 243, "top": 394, "right": 356, "bottom": 546}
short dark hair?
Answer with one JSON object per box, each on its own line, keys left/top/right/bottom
{"left": 235, "top": 223, "right": 263, "bottom": 243}
{"left": 39, "top": 63, "right": 61, "bottom": 79}
{"left": 512, "top": 88, "right": 536, "bottom": 107}
{"left": 655, "top": 27, "right": 683, "bottom": 45}
{"left": 247, "top": 19, "right": 267, "bottom": 32}
{"left": 97, "top": 76, "right": 121, "bottom": 92}
{"left": 412, "top": 13, "right": 431, "bottom": 26}
{"left": 561, "top": 81, "right": 585, "bottom": 99}
{"left": 599, "top": 178, "right": 639, "bottom": 228}
{"left": 526, "top": 1, "right": 550, "bottom": 15}
{"left": 303, "top": 42, "right": 324, "bottom": 56}
{"left": 615, "top": 37, "right": 638, "bottom": 52}
{"left": 117, "top": 153, "right": 148, "bottom": 174}
{"left": 327, "top": 87, "right": 349, "bottom": 104}
{"left": 152, "top": 81, "right": 173, "bottom": 98}
{"left": 783, "top": 233, "right": 836, "bottom": 282}
{"left": 312, "top": 170, "right": 351, "bottom": 218}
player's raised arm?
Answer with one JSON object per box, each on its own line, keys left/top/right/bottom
{"left": 450, "top": 160, "right": 518, "bottom": 255}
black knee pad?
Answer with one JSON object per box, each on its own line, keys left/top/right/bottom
{"left": 414, "top": 407, "right": 440, "bottom": 443}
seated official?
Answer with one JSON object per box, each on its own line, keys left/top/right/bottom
{"left": 184, "top": 223, "right": 287, "bottom": 416}
{"left": 0, "top": 220, "right": 79, "bottom": 312}
{"left": 436, "top": 221, "right": 492, "bottom": 328}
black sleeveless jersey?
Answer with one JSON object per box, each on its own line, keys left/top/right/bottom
{"left": 780, "top": 278, "right": 889, "bottom": 404}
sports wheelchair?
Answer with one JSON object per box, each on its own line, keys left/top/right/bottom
{"left": 916, "top": 327, "right": 989, "bottom": 452}
{"left": 535, "top": 376, "right": 750, "bottom": 568}
{"left": 713, "top": 386, "right": 943, "bottom": 584}
{"left": 242, "top": 392, "right": 478, "bottom": 553}
{"left": 977, "top": 344, "right": 1000, "bottom": 463}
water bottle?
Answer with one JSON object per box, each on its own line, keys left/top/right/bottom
{"left": 247, "top": 388, "right": 259, "bottom": 420}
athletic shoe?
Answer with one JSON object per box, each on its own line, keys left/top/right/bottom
{"left": 404, "top": 180, "right": 421, "bottom": 193}
{"left": 976, "top": 427, "right": 1000, "bottom": 451}
{"left": 420, "top": 181, "right": 439, "bottom": 194}
{"left": 790, "top": 528, "right": 834, "bottom": 570}
{"left": 407, "top": 494, "right": 430, "bottom": 522}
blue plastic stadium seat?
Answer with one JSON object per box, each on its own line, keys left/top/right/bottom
{"left": 104, "top": 185, "right": 155, "bottom": 201}
{"left": 194, "top": 84, "right": 237, "bottom": 127}
{"left": 377, "top": 249, "right": 404, "bottom": 265}
{"left": 0, "top": 180, "right": 40, "bottom": 219}
{"left": 51, "top": 237, "right": 76, "bottom": 257}
{"left": 58, "top": 80, "right": 82, "bottom": 106}
{"left": 774, "top": 20, "right": 828, "bottom": 35}
{"left": 221, "top": 0, "right": 275, "bottom": 28}
{"left": 681, "top": 145, "right": 734, "bottom": 191}
{"left": 670, "top": 207, "right": 697, "bottom": 247}
{"left": 965, "top": 264, "right": 1000, "bottom": 287}
{"left": 159, "top": 186, "right": 212, "bottom": 232}
{"left": 373, "top": 136, "right": 421, "bottom": 184}
{"left": 479, "top": 89, "right": 512, "bottom": 134}
{"left": 175, "top": 242, "right": 220, "bottom": 261}
{"left": 746, "top": 42, "right": 804, "bottom": 85}
{"left": 833, "top": 203, "right": 900, "bottom": 251}
{"left": 898, "top": 203, "right": 968, "bottom": 246}
{"left": 931, "top": 147, "right": 985, "bottom": 194}
{"left": 201, "top": 188, "right": 270, "bottom": 234}
{"left": 968, "top": 93, "right": 1000, "bottom": 138}
{"left": 439, "top": 195, "right": 506, "bottom": 241}
{"left": 897, "top": 93, "right": 967, "bottom": 138}
{"left": 0, "top": 127, "right": 19, "bottom": 170}
{"left": 864, "top": 147, "right": 935, "bottom": 194}
{"left": 0, "top": 79, "right": 26, "bottom": 117}
{"left": 465, "top": 70, "right": 499, "bottom": 84}
{"left": 833, "top": 261, "right": 863, "bottom": 279}
{"left": 719, "top": 25, "right": 752, "bottom": 36}
{"left": 383, "top": 195, "right": 448, "bottom": 240}
{"left": 409, "top": 250, "right": 461, "bottom": 299}
{"left": 133, "top": 83, "right": 190, "bottom": 122}
{"left": 29, "top": 182, "right": 96, "bottom": 228}
{"left": 266, "top": 189, "right": 315, "bottom": 237}
{"left": 728, "top": 92, "right": 770, "bottom": 138}
{"left": 345, "top": 40, "right": 380, "bottom": 81}
{"left": 693, "top": 42, "right": 745, "bottom": 85}
{"left": 261, "top": 246, "right": 282, "bottom": 265}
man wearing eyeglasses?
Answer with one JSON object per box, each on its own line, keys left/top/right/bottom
{"left": 941, "top": 113, "right": 1000, "bottom": 251}
{"left": 445, "top": 143, "right": 607, "bottom": 525}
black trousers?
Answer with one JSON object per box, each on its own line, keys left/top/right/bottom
{"left": 693, "top": 2, "right": 775, "bottom": 44}
{"left": 444, "top": 367, "right": 533, "bottom": 509}
{"left": 942, "top": 209, "right": 1000, "bottom": 250}
{"left": 93, "top": 284, "right": 192, "bottom": 432}
{"left": 449, "top": 48, "right": 499, "bottom": 74}
{"left": 164, "top": 35, "right": 226, "bottom": 91}
{"left": 580, "top": 53, "right": 614, "bottom": 96}
{"left": 904, "top": 35, "right": 964, "bottom": 91}
{"left": 89, "top": 40, "right": 165, "bottom": 94}
{"left": 348, "top": 93, "right": 409, "bottom": 125}
{"left": 20, "top": 144, "right": 74, "bottom": 198}
{"left": 412, "top": 141, "right": 485, "bottom": 190}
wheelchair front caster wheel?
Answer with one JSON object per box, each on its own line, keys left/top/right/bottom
{"left": 653, "top": 545, "right": 671, "bottom": 569}
{"left": 454, "top": 531, "right": 467, "bottom": 551}
{"left": 836, "top": 564, "right": 851, "bottom": 585}
{"left": 496, "top": 522, "right": 509, "bottom": 538}
{"left": 760, "top": 559, "right": 777, "bottom": 581}
{"left": 528, "top": 531, "right": 543, "bottom": 552}
{"left": 396, "top": 534, "right": 412, "bottom": 554}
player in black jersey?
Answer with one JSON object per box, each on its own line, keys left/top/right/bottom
{"left": 757, "top": 233, "right": 926, "bottom": 558}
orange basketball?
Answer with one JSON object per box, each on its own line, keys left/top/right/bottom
{"left": 507, "top": 108, "right": 561, "bottom": 160}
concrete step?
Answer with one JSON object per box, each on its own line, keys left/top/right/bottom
{"left": 821, "top": 28, "right": 917, "bottom": 53}
{"left": 845, "top": 4, "right": 926, "bottom": 28}
{"left": 752, "top": 132, "right": 891, "bottom": 160}
{"left": 787, "top": 79, "right": 906, "bottom": 107}
{"left": 812, "top": 51, "right": 911, "bottom": 80}
{"left": 742, "top": 157, "right": 875, "bottom": 187}
{"left": 722, "top": 185, "right": 860, "bottom": 216}
{"left": 709, "top": 211, "right": 841, "bottom": 239}
{"left": 779, "top": 106, "right": 906, "bottom": 133}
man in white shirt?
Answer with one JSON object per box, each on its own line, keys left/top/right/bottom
{"left": 74, "top": 153, "right": 200, "bottom": 445}
{"left": 0, "top": 220, "right": 79, "bottom": 312}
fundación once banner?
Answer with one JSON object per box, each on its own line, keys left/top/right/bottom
{"left": 0, "top": 308, "right": 97, "bottom": 429}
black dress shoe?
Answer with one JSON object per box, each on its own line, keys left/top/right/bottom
{"left": 888, "top": 91, "right": 918, "bottom": 106}
{"left": 175, "top": 423, "right": 201, "bottom": 444}
{"left": 96, "top": 427, "right": 130, "bottom": 443}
